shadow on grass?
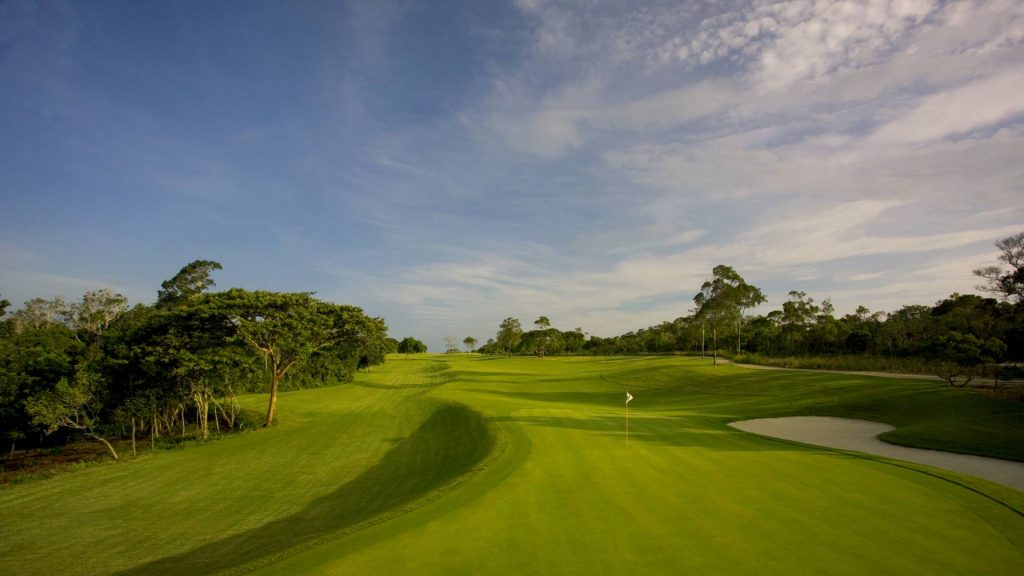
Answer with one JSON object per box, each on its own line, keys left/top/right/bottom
{"left": 113, "top": 403, "right": 495, "bottom": 576}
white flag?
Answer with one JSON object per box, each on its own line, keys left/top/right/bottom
{"left": 626, "top": 392, "right": 633, "bottom": 405}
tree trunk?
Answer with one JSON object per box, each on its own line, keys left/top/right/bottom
{"left": 86, "top": 433, "right": 119, "bottom": 461}
{"left": 265, "top": 373, "right": 280, "bottom": 427}
{"left": 202, "top": 393, "right": 209, "bottom": 438}
{"left": 701, "top": 323, "right": 705, "bottom": 359}
{"left": 265, "top": 357, "right": 297, "bottom": 427}
{"left": 151, "top": 413, "right": 156, "bottom": 450}
{"left": 180, "top": 407, "right": 186, "bottom": 438}
{"left": 737, "top": 319, "right": 741, "bottom": 354}
{"left": 712, "top": 324, "right": 718, "bottom": 366}
{"left": 130, "top": 417, "right": 137, "bottom": 457}
{"left": 216, "top": 387, "right": 238, "bottom": 429}
{"left": 192, "top": 388, "right": 209, "bottom": 440}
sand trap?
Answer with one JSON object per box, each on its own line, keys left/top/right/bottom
{"left": 730, "top": 417, "right": 1024, "bottom": 492}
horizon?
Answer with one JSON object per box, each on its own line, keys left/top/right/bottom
{"left": 2, "top": 0, "right": 1022, "bottom": 352}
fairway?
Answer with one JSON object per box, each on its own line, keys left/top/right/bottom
{"left": 2, "top": 355, "right": 1023, "bottom": 575}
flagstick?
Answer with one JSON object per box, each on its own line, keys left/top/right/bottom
{"left": 626, "top": 393, "right": 630, "bottom": 448}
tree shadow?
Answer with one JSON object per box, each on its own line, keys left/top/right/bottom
{"left": 113, "top": 403, "right": 495, "bottom": 576}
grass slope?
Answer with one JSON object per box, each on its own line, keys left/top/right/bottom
{"left": 0, "top": 360, "right": 492, "bottom": 576}
{"left": 2, "top": 355, "right": 1023, "bottom": 575}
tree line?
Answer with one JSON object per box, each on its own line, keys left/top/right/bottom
{"left": 477, "top": 316, "right": 588, "bottom": 357}
{"left": 478, "top": 232, "right": 1024, "bottom": 386}
{"left": 0, "top": 260, "right": 393, "bottom": 460}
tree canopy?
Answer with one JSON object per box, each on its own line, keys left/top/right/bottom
{"left": 397, "top": 337, "right": 428, "bottom": 355}
{"left": 0, "top": 261, "right": 390, "bottom": 458}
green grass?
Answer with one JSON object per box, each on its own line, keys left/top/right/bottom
{"left": 1, "top": 355, "right": 1023, "bottom": 575}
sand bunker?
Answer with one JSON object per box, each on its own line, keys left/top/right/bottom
{"left": 730, "top": 416, "right": 1024, "bottom": 492}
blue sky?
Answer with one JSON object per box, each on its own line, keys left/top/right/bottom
{"left": 2, "top": 0, "right": 1022, "bottom": 351}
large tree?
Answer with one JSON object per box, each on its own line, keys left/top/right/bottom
{"left": 148, "top": 302, "right": 240, "bottom": 439}
{"left": 693, "top": 265, "right": 764, "bottom": 363}
{"left": 974, "top": 231, "right": 1024, "bottom": 303}
{"left": 26, "top": 367, "right": 119, "bottom": 461}
{"left": 211, "top": 289, "right": 381, "bottom": 426}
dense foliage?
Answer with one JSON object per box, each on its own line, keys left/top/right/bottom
{"left": 0, "top": 261, "right": 390, "bottom": 458}
{"left": 397, "top": 337, "right": 428, "bottom": 355}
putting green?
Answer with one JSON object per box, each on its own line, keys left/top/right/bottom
{"left": 1, "top": 355, "right": 1022, "bottom": 575}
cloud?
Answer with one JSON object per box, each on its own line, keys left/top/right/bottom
{"left": 663, "top": 229, "right": 708, "bottom": 247}
{"left": 600, "top": 80, "right": 741, "bottom": 130}
{"left": 869, "top": 66, "right": 1024, "bottom": 144}
{"left": 644, "top": 0, "right": 937, "bottom": 90}
{"left": 752, "top": 0, "right": 936, "bottom": 91}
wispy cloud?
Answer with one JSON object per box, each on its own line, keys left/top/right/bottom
{"left": 869, "top": 66, "right": 1024, "bottom": 144}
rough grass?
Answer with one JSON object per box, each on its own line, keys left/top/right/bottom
{"left": 2, "top": 355, "right": 1023, "bottom": 576}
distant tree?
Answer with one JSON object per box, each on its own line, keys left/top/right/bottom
{"left": 974, "top": 231, "right": 1024, "bottom": 303}
{"left": 26, "top": 367, "right": 119, "bottom": 461}
{"left": 65, "top": 289, "right": 128, "bottom": 344}
{"left": 0, "top": 294, "right": 9, "bottom": 318}
{"left": 356, "top": 319, "right": 393, "bottom": 371}
{"left": 397, "top": 337, "right": 427, "bottom": 355}
{"left": 157, "top": 260, "right": 223, "bottom": 308}
{"left": 398, "top": 337, "right": 422, "bottom": 355}
{"left": 728, "top": 270, "right": 766, "bottom": 353}
{"left": 562, "top": 328, "right": 585, "bottom": 354}
{"left": 463, "top": 336, "right": 477, "bottom": 353}
{"left": 444, "top": 336, "right": 459, "bottom": 354}
{"left": 479, "top": 338, "right": 498, "bottom": 354}
{"left": 779, "top": 291, "right": 821, "bottom": 354}
{"left": 496, "top": 317, "right": 523, "bottom": 356}
{"left": 521, "top": 327, "right": 561, "bottom": 357}
{"left": 925, "top": 331, "right": 1005, "bottom": 387}
{"left": 9, "top": 297, "right": 67, "bottom": 332}
{"left": 528, "top": 317, "right": 555, "bottom": 356}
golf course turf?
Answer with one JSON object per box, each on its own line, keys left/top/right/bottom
{"left": 2, "top": 355, "right": 1023, "bottom": 575}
